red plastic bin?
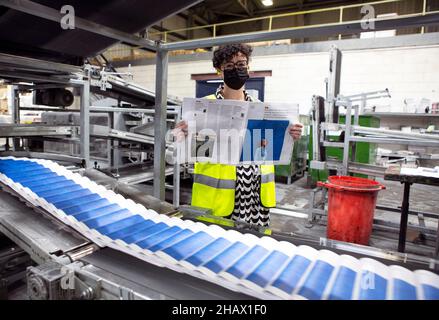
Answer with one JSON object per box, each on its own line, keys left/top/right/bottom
{"left": 318, "top": 176, "right": 385, "bottom": 245}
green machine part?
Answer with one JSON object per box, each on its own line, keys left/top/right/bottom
{"left": 308, "top": 115, "right": 380, "bottom": 184}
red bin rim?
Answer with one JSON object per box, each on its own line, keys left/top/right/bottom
{"left": 318, "top": 176, "right": 385, "bottom": 192}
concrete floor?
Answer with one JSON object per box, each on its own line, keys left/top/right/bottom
{"left": 169, "top": 174, "right": 439, "bottom": 259}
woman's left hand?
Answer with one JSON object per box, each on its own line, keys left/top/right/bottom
{"left": 288, "top": 123, "right": 303, "bottom": 141}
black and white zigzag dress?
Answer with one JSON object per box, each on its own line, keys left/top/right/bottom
{"left": 215, "top": 86, "right": 270, "bottom": 227}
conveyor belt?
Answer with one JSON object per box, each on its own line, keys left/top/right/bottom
{"left": 0, "top": 157, "right": 438, "bottom": 300}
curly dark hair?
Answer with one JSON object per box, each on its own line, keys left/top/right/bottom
{"left": 212, "top": 43, "right": 253, "bottom": 70}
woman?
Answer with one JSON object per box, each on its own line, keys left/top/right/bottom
{"left": 174, "top": 43, "right": 302, "bottom": 228}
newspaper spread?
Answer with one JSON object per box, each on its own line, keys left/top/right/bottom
{"left": 177, "top": 97, "right": 299, "bottom": 165}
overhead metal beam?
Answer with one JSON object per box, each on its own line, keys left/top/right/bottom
{"left": 211, "top": 11, "right": 249, "bottom": 18}
{"left": 253, "top": 0, "right": 363, "bottom": 16}
{"left": 191, "top": 5, "right": 219, "bottom": 24}
{"left": 179, "top": 10, "right": 210, "bottom": 26}
{"left": 0, "top": 53, "right": 81, "bottom": 74}
{"left": 237, "top": 0, "right": 254, "bottom": 17}
{"left": 0, "top": 71, "right": 72, "bottom": 84}
{"left": 151, "top": 24, "right": 188, "bottom": 41}
{"left": 0, "top": 0, "right": 157, "bottom": 52}
{"left": 162, "top": 12, "right": 439, "bottom": 51}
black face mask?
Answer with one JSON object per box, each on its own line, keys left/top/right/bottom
{"left": 223, "top": 68, "right": 249, "bottom": 90}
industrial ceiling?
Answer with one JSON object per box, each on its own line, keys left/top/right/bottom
{"left": 0, "top": 0, "right": 201, "bottom": 65}
{"left": 186, "top": 0, "right": 367, "bottom": 23}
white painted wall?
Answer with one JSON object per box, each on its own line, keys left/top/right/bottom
{"left": 119, "top": 45, "right": 439, "bottom": 115}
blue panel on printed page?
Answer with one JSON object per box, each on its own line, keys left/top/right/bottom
{"left": 185, "top": 238, "right": 232, "bottom": 267}
{"left": 13, "top": 172, "right": 59, "bottom": 183}
{"left": 245, "top": 251, "right": 289, "bottom": 288}
{"left": 327, "top": 266, "right": 357, "bottom": 300}
{"left": 45, "top": 189, "right": 93, "bottom": 203}
{"left": 226, "top": 245, "right": 269, "bottom": 279}
{"left": 1, "top": 167, "right": 46, "bottom": 175}
{"left": 107, "top": 220, "right": 156, "bottom": 240}
{"left": 421, "top": 284, "right": 439, "bottom": 300}
{"left": 204, "top": 242, "right": 249, "bottom": 274}
{"left": 96, "top": 215, "right": 144, "bottom": 235}
{"left": 272, "top": 255, "right": 311, "bottom": 295}
{"left": 36, "top": 184, "right": 83, "bottom": 197}
{"left": 63, "top": 198, "right": 111, "bottom": 215}
{"left": 148, "top": 229, "right": 194, "bottom": 252}
{"left": 162, "top": 231, "right": 214, "bottom": 260}
{"left": 392, "top": 279, "right": 417, "bottom": 300}
{"left": 297, "top": 261, "right": 334, "bottom": 300}
{"left": 135, "top": 226, "right": 183, "bottom": 248}
{"left": 4, "top": 168, "right": 52, "bottom": 179}
{"left": 21, "top": 176, "right": 68, "bottom": 188}
{"left": 120, "top": 222, "right": 169, "bottom": 243}
{"left": 84, "top": 209, "right": 133, "bottom": 229}
{"left": 31, "top": 180, "right": 77, "bottom": 193}
{"left": 358, "top": 273, "right": 387, "bottom": 300}
{"left": 72, "top": 204, "right": 122, "bottom": 222}
{"left": 53, "top": 194, "right": 103, "bottom": 210}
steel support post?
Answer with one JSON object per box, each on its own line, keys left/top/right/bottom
{"left": 307, "top": 188, "right": 317, "bottom": 225}
{"left": 351, "top": 105, "right": 359, "bottom": 163}
{"left": 10, "top": 86, "right": 20, "bottom": 150}
{"left": 341, "top": 101, "right": 352, "bottom": 175}
{"left": 172, "top": 107, "right": 181, "bottom": 208}
{"left": 435, "top": 219, "right": 439, "bottom": 259}
{"left": 311, "top": 96, "right": 320, "bottom": 163}
{"left": 80, "top": 80, "right": 91, "bottom": 168}
{"left": 398, "top": 182, "right": 412, "bottom": 253}
{"left": 153, "top": 48, "right": 169, "bottom": 200}
{"left": 326, "top": 46, "right": 342, "bottom": 124}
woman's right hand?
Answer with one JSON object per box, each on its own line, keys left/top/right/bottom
{"left": 172, "top": 120, "right": 188, "bottom": 142}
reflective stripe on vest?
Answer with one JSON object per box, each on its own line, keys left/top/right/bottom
{"left": 261, "top": 172, "right": 275, "bottom": 184}
{"left": 193, "top": 173, "right": 235, "bottom": 189}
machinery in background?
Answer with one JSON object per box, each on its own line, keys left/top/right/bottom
{"left": 308, "top": 113, "right": 380, "bottom": 185}
{"left": 302, "top": 46, "right": 439, "bottom": 260}
{"left": 0, "top": 57, "right": 182, "bottom": 208}
{"left": 275, "top": 115, "right": 309, "bottom": 184}
{"left": 0, "top": 236, "right": 32, "bottom": 299}
{"left": 33, "top": 88, "right": 74, "bottom": 107}
{"left": 308, "top": 46, "right": 393, "bottom": 184}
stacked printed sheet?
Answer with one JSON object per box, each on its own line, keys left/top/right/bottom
{"left": 0, "top": 157, "right": 438, "bottom": 300}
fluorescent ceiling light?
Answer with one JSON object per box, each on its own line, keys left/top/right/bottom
{"left": 262, "top": 0, "right": 273, "bottom": 7}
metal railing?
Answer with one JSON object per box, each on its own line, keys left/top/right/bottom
{"left": 148, "top": 0, "right": 434, "bottom": 43}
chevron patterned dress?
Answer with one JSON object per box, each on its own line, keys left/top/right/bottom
{"left": 215, "top": 86, "right": 270, "bottom": 227}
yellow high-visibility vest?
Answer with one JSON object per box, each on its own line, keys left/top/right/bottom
{"left": 191, "top": 94, "right": 276, "bottom": 216}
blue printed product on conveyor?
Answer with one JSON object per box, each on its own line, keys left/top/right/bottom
{"left": 1, "top": 157, "right": 439, "bottom": 300}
